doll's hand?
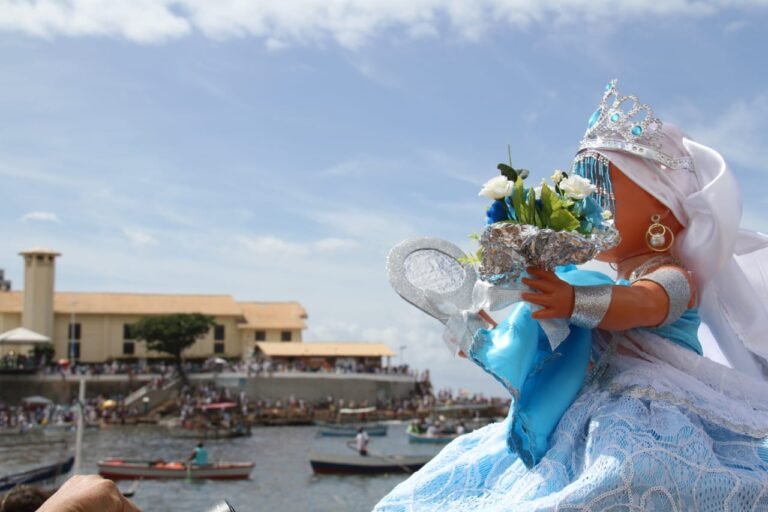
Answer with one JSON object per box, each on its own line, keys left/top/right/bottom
{"left": 521, "top": 268, "right": 575, "bottom": 320}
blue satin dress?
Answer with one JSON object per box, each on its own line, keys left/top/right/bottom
{"left": 374, "top": 268, "right": 768, "bottom": 511}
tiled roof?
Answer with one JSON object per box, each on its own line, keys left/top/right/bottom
{"left": 238, "top": 302, "right": 307, "bottom": 329}
{"left": 254, "top": 342, "right": 395, "bottom": 357}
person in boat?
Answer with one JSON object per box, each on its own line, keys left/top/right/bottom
{"left": 355, "top": 427, "right": 369, "bottom": 456}
{"left": 188, "top": 442, "right": 209, "bottom": 466}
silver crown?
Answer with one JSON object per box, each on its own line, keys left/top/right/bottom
{"left": 578, "top": 80, "right": 694, "bottom": 172}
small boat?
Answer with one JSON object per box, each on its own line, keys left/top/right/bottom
{"left": 309, "top": 452, "right": 432, "bottom": 475}
{"left": 0, "top": 456, "right": 74, "bottom": 492}
{"left": 407, "top": 431, "right": 460, "bottom": 444}
{"left": 317, "top": 406, "right": 387, "bottom": 437}
{"left": 317, "top": 424, "right": 388, "bottom": 437}
{"left": 97, "top": 459, "right": 254, "bottom": 480}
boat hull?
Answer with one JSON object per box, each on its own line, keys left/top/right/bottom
{"left": 407, "top": 432, "right": 458, "bottom": 444}
{"left": 309, "top": 452, "right": 431, "bottom": 475}
{"left": 317, "top": 424, "right": 388, "bottom": 437}
{"left": 98, "top": 460, "right": 254, "bottom": 480}
{"left": 0, "top": 457, "right": 74, "bottom": 492}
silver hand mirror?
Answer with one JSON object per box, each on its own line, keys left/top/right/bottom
{"left": 386, "top": 237, "right": 478, "bottom": 324}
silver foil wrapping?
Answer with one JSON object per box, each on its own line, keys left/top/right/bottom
{"left": 479, "top": 223, "right": 620, "bottom": 284}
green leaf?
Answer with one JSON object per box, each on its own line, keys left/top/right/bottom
{"left": 512, "top": 177, "right": 527, "bottom": 224}
{"left": 539, "top": 183, "right": 553, "bottom": 226}
{"left": 549, "top": 209, "right": 581, "bottom": 232}
{"left": 497, "top": 163, "right": 517, "bottom": 181}
{"left": 468, "top": 233, "right": 480, "bottom": 241}
{"left": 527, "top": 188, "right": 539, "bottom": 227}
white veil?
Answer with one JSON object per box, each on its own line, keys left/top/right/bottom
{"left": 594, "top": 128, "right": 768, "bottom": 380}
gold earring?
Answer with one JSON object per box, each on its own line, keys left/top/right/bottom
{"left": 645, "top": 214, "right": 674, "bottom": 252}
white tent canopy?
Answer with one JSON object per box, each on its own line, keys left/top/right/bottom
{"left": 0, "top": 327, "right": 51, "bottom": 344}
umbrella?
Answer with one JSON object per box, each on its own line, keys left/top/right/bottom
{"left": 21, "top": 395, "right": 53, "bottom": 406}
{"left": 0, "top": 327, "right": 51, "bottom": 344}
{"left": 101, "top": 399, "right": 117, "bottom": 409}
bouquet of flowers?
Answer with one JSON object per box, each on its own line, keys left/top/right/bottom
{"left": 472, "top": 162, "right": 619, "bottom": 285}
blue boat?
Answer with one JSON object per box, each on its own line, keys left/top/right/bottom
{"left": 317, "top": 424, "right": 388, "bottom": 437}
{"left": 0, "top": 456, "right": 74, "bottom": 492}
{"left": 406, "top": 431, "right": 459, "bottom": 444}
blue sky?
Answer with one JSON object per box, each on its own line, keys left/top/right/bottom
{"left": 1, "top": 1, "right": 767, "bottom": 396}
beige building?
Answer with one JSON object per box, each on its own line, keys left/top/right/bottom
{"left": 0, "top": 249, "right": 307, "bottom": 362}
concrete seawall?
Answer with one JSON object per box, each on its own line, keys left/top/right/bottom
{"left": 0, "top": 372, "right": 418, "bottom": 404}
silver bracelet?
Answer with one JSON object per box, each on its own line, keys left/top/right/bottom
{"left": 636, "top": 267, "right": 691, "bottom": 326}
{"left": 570, "top": 285, "right": 613, "bottom": 329}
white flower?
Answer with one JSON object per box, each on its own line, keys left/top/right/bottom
{"left": 558, "top": 175, "right": 596, "bottom": 200}
{"left": 601, "top": 210, "right": 613, "bottom": 220}
{"left": 551, "top": 170, "right": 565, "bottom": 184}
{"left": 478, "top": 176, "right": 513, "bottom": 200}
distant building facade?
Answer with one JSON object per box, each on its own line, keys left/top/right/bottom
{"left": 0, "top": 249, "right": 307, "bottom": 362}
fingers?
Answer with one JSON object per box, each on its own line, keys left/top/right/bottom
{"left": 526, "top": 268, "right": 558, "bottom": 280}
{"left": 520, "top": 292, "right": 554, "bottom": 307}
{"left": 521, "top": 277, "right": 554, "bottom": 293}
{"left": 531, "top": 308, "right": 562, "bottom": 320}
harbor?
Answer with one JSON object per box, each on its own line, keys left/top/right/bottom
{"left": 0, "top": 420, "right": 467, "bottom": 511}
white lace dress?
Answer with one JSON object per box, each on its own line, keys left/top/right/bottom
{"left": 373, "top": 327, "right": 768, "bottom": 511}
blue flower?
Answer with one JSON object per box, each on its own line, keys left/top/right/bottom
{"left": 582, "top": 196, "right": 605, "bottom": 226}
{"left": 486, "top": 200, "right": 509, "bottom": 225}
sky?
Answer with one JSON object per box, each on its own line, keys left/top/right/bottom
{"left": 1, "top": 0, "right": 768, "bottom": 397}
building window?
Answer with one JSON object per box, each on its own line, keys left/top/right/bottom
{"left": 254, "top": 330, "right": 266, "bottom": 341}
{"left": 68, "top": 323, "right": 81, "bottom": 340}
{"left": 214, "top": 342, "right": 225, "bottom": 354}
{"left": 214, "top": 324, "right": 225, "bottom": 341}
{"left": 123, "top": 342, "right": 135, "bottom": 355}
{"left": 281, "top": 330, "right": 292, "bottom": 342}
{"left": 123, "top": 324, "right": 134, "bottom": 340}
{"left": 69, "top": 341, "right": 81, "bottom": 360}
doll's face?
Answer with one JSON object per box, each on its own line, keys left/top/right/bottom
{"left": 595, "top": 162, "right": 683, "bottom": 263}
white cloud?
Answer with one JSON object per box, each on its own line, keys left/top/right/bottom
{"left": 723, "top": 20, "right": 749, "bottom": 34}
{"left": 20, "top": 211, "right": 61, "bottom": 223}
{"left": 0, "top": 1, "right": 764, "bottom": 47}
{"left": 687, "top": 94, "right": 768, "bottom": 171}
{"left": 240, "top": 235, "right": 358, "bottom": 256}
{"left": 123, "top": 227, "right": 157, "bottom": 246}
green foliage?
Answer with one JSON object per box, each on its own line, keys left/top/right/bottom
{"left": 484, "top": 151, "right": 603, "bottom": 234}
{"left": 497, "top": 163, "right": 530, "bottom": 182}
{"left": 549, "top": 209, "right": 581, "bottom": 232}
{"left": 132, "top": 313, "right": 216, "bottom": 384}
{"left": 30, "top": 343, "right": 55, "bottom": 364}
{"left": 133, "top": 313, "right": 215, "bottom": 357}
{"left": 458, "top": 246, "right": 484, "bottom": 267}
{"left": 512, "top": 178, "right": 528, "bottom": 224}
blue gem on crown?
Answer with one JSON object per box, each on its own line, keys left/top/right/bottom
{"left": 577, "top": 79, "right": 694, "bottom": 172}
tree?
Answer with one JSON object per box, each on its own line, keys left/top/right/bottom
{"left": 31, "top": 343, "right": 55, "bottom": 367}
{"left": 132, "top": 313, "right": 216, "bottom": 386}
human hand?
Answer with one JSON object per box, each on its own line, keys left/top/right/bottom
{"left": 37, "top": 475, "right": 140, "bottom": 512}
{"left": 521, "top": 268, "right": 575, "bottom": 320}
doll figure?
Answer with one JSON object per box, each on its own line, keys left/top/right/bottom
{"left": 374, "top": 81, "right": 768, "bottom": 511}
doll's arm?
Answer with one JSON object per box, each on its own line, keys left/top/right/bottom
{"left": 521, "top": 267, "right": 696, "bottom": 331}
